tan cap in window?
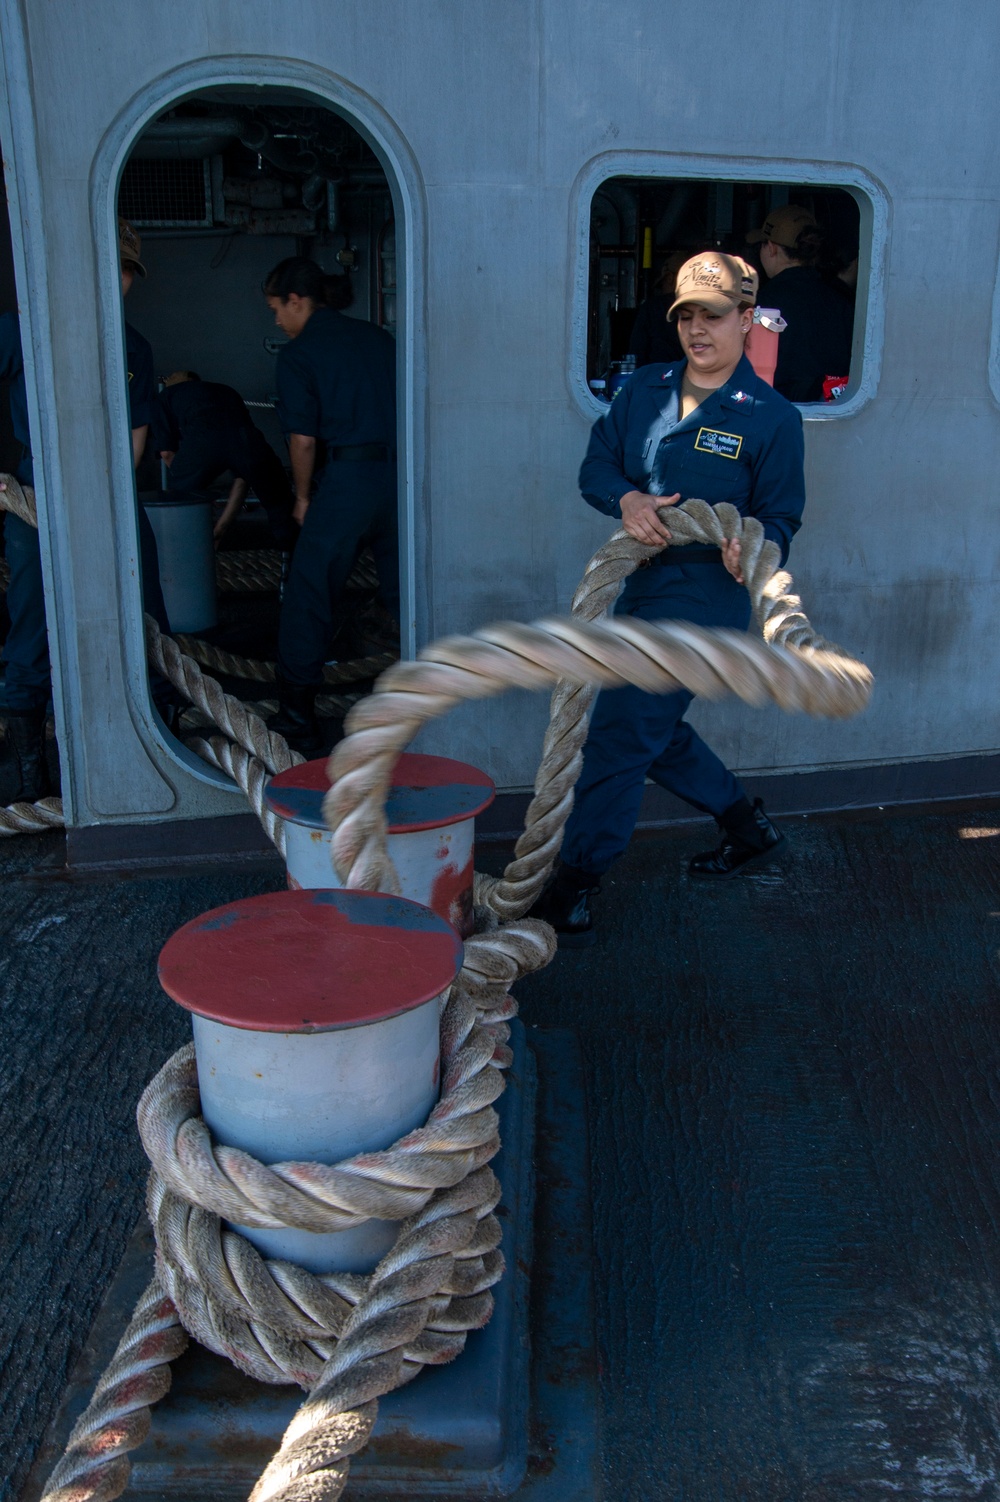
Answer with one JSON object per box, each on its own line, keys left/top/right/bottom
{"left": 745, "top": 203, "right": 818, "bottom": 249}
{"left": 667, "top": 253, "right": 758, "bottom": 320}
{"left": 118, "top": 217, "right": 147, "bottom": 277}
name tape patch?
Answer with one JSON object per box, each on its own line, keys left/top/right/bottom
{"left": 694, "top": 427, "right": 743, "bottom": 460}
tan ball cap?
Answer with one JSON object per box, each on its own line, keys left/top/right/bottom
{"left": 667, "top": 253, "right": 758, "bottom": 320}
{"left": 118, "top": 216, "right": 147, "bottom": 277}
{"left": 745, "top": 203, "right": 818, "bottom": 249}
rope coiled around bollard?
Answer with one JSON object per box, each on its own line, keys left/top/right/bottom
{"left": 39, "top": 493, "right": 872, "bottom": 1501}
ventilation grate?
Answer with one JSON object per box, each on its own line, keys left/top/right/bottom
{"left": 118, "top": 157, "right": 212, "bottom": 227}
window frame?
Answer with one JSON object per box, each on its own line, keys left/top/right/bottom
{"left": 569, "top": 150, "right": 889, "bottom": 424}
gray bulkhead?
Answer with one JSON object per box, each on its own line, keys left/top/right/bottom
{"left": 0, "top": 0, "right": 996, "bottom": 833}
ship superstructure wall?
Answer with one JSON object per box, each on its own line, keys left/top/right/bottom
{"left": 0, "top": 0, "right": 992, "bottom": 829}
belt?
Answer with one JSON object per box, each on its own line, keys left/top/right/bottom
{"left": 649, "top": 543, "right": 721, "bottom": 564}
{"left": 326, "top": 443, "right": 393, "bottom": 463}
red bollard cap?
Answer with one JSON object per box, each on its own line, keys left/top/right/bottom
{"left": 158, "top": 888, "right": 463, "bottom": 1032}
{"left": 265, "top": 751, "right": 495, "bottom": 833}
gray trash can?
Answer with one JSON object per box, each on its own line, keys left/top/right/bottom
{"left": 140, "top": 491, "right": 217, "bottom": 634}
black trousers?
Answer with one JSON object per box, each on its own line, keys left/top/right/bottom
{"left": 277, "top": 460, "right": 399, "bottom": 687}
{"left": 167, "top": 427, "right": 296, "bottom": 548}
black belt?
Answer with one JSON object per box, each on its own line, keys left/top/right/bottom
{"left": 649, "top": 543, "right": 721, "bottom": 564}
{"left": 326, "top": 443, "right": 393, "bottom": 463}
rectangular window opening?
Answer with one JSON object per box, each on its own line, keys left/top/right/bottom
{"left": 587, "top": 176, "right": 863, "bottom": 409}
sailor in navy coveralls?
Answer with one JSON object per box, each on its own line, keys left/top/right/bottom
{"left": 533, "top": 252, "right": 806, "bottom": 945}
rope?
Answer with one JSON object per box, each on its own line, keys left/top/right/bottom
{"left": 173, "top": 636, "right": 396, "bottom": 689}
{"left": 40, "top": 1276, "right": 187, "bottom": 1502}
{"left": 324, "top": 501, "right": 871, "bottom": 910}
{"left": 44, "top": 924, "right": 551, "bottom": 1502}
{"left": 0, "top": 473, "right": 37, "bottom": 526}
{"left": 216, "top": 549, "right": 380, "bottom": 595}
{"left": 0, "top": 795, "right": 64, "bottom": 837}
{"left": 35, "top": 489, "right": 872, "bottom": 1499}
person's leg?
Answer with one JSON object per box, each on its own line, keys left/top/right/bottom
{"left": 3, "top": 513, "right": 53, "bottom": 799}
{"left": 646, "top": 717, "right": 744, "bottom": 816}
{"left": 3, "top": 514, "right": 51, "bottom": 712}
{"left": 561, "top": 681, "right": 693, "bottom": 875}
{"left": 274, "top": 474, "right": 371, "bottom": 752}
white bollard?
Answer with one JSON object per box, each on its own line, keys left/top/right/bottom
{"left": 157, "top": 887, "right": 463, "bottom": 1273}
{"left": 265, "top": 752, "right": 495, "bottom": 937}
{"left": 141, "top": 491, "right": 217, "bottom": 633}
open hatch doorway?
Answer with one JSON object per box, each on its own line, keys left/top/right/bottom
{"left": 119, "top": 86, "right": 402, "bottom": 756}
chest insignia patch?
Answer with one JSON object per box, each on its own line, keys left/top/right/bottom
{"left": 694, "top": 427, "right": 743, "bottom": 460}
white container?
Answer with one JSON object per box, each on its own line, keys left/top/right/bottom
{"left": 265, "top": 752, "right": 496, "bottom": 937}
{"left": 158, "top": 887, "right": 463, "bottom": 1273}
{"left": 141, "top": 491, "right": 217, "bottom": 633}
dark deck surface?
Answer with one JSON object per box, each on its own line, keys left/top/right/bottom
{"left": 3, "top": 801, "right": 1000, "bottom": 1500}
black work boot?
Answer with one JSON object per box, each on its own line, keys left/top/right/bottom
{"left": 6, "top": 707, "right": 52, "bottom": 803}
{"left": 528, "top": 862, "right": 602, "bottom": 947}
{"left": 688, "top": 796, "right": 785, "bottom": 880}
{"left": 270, "top": 679, "right": 323, "bottom": 758}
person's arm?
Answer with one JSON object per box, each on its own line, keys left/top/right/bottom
{"left": 276, "top": 352, "right": 320, "bottom": 525}
{"left": 578, "top": 380, "right": 644, "bottom": 518}
{"left": 746, "top": 404, "right": 806, "bottom": 566}
{"left": 578, "top": 378, "right": 676, "bottom": 545}
{"left": 213, "top": 477, "right": 248, "bottom": 545}
{"left": 288, "top": 435, "right": 317, "bottom": 524}
{"left": 131, "top": 424, "right": 148, "bottom": 470}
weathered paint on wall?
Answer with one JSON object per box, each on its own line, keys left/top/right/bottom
{"left": 0, "top": 0, "right": 997, "bottom": 828}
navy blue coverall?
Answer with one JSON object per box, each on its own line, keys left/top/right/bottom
{"left": 151, "top": 379, "right": 295, "bottom": 548}
{"left": 0, "top": 313, "right": 168, "bottom": 712}
{"left": 561, "top": 352, "right": 806, "bottom": 876}
{"left": 275, "top": 306, "right": 398, "bottom": 686}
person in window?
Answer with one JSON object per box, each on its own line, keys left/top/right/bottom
{"left": 263, "top": 256, "right": 397, "bottom": 755}
{"left": 746, "top": 205, "right": 854, "bottom": 403}
{"left": 152, "top": 371, "right": 295, "bottom": 550}
{"left": 531, "top": 252, "right": 805, "bottom": 946}
{"left": 627, "top": 252, "right": 686, "bottom": 368}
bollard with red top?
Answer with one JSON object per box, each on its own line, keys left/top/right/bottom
{"left": 265, "top": 751, "right": 495, "bottom": 936}
{"left": 157, "top": 886, "right": 463, "bottom": 1273}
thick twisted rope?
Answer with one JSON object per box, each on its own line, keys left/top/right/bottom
{"left": 174, "top": 636, "right": 396, "bottom": 689}
{"left": 323, "top": 501, "right": 871, "bottom": 906}
{"left": 39, "top": 496, "right": 870, "bottom": 1500}
{"left": 216, "top": 549, "right": 380, "bottom": 596}
{"left": 145, "top": 615, "right": 299, "bottom": 777}
{"left": 40, "top": 1275, "right": 187, "bottom": 1502}
{"left": 0, "top": 795, "right": 64, "bottom": 837}
{"left": 481, "top": 501, "right": 847, "bottom": 917}
{"left": 136, "top": 923, "right": 545, "bottom": 1235}
{"left": 0, "top": 472, "right": 37, "bottom": 526}
{"left": 45, "top": 919, "right": 551, "bottom": 1502}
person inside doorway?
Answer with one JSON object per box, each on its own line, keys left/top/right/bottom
{"left": 0, "top": 218, "right": 173, "bottom": 802}
{"left": 263, "top": 256, "right": 398, "bottom": 755}
{"left": 152, "top": 370, "right": 296, "bottom": 550}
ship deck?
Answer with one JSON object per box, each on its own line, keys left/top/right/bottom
{"left": 4, "top": 798, "right": 1000, "bottom": 1499}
